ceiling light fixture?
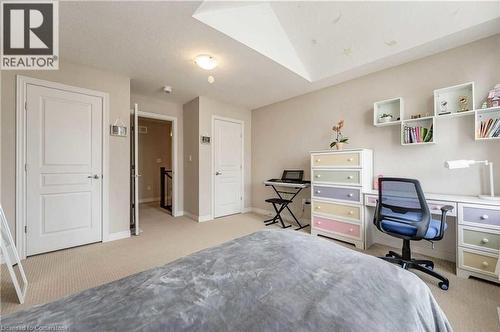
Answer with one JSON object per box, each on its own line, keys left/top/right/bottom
{"left": 194, "top": 54, "right": 217, "bottom": 70}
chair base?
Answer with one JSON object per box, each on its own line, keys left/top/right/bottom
{"left": 379, "top": 241, "right": 449, "bottom": 291}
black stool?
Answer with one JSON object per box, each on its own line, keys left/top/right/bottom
{"left": 264, "top": 198, "right": 292, "bottom": 229}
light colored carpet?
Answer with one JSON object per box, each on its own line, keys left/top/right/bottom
{"left": 1, "top": 203, "right": 499, "bottom": 331}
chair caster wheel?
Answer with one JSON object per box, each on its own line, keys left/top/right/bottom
{"left": 385, "top": 254, "right": 393, "bottom": 258}
{"left": 438, "top": 282, "right": 449, "bottom": 291}
{"left": 425, "top": 264, "right": 433, "bottom": 270}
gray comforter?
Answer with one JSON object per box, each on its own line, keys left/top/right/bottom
{"left": 1, "top": 229, "right": 452, "bottom": 331}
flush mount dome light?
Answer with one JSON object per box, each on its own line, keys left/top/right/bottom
{"left": 194, "top": 54, "right": 217, "bottom": 70}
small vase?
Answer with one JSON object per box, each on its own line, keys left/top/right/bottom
{"left": 335, "top": 142, "right": 344, "bottom": 150}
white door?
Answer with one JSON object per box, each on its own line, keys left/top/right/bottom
{"left": 214, "top": 118, "right": 243, "bottom": 218}
{"left": 26, "top": 84, "right": 103, "bottom": 255}
{"left": 132, "top": 104, "right": 140, "bottom": 235}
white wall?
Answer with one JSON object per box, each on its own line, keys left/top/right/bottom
{"left": 131, "top": 93, "right": 184, "bottom": 213}
{"left": 182, "top": 97, "right": 200, "bottom": 217}
{"left": 182, "top": 96, "right": 252, "bottom": 220}
{"left": 199, "top": 96, "right": 252, "bottom": 218}
{"left": 251, "top": 35, "right": 500, "bottom": 216}
{"left": 1, "top": 61, "right": 131, "bottom": 237}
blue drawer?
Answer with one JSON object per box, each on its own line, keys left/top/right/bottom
{"left": 462, "top": 205, "right": 500, "bottom": 227}
{"left": 312, "top": 185, "right": 361, "bottom": 203}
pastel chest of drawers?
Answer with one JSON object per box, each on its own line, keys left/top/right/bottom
{"left": 457, "top": 203, "right": 500, "bottom": 283}
{"left": 310, "top": 149, "right": 373, "bottom": 249}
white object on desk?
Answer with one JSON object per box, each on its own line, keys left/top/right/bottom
{"left": 444, "top": 159, "right": 500, "bottom": 201}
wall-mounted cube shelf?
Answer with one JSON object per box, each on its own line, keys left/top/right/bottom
{"left": 475, "top": 106, "right": 500, "bottom": 140}
{"left": 401, "top": 117, "right": 435, "bottom": 146}
{"left": 373, "top": 97, "right": 403, "bottom": 127}
{"left": 434, "top": 82, "right": 475, "bottom": 118}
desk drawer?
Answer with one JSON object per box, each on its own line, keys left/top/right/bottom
{"left": 312, "top": 170, "right": 361, "bottom": 186}
{"left": 312, "top": 185, "right": 361, "bottom": 203}
{"left": 459, "top": 226, "right": 500, "bottom": 252}
{"left": 458, "top": 247, "right": 498, "bottom": 276}
{"left": 311, "top": 152, "right": 360, "bottom": 168}
{"left": 460, "top": 204, "right": 500, "bottom": 228}
{"left": 313, "top": 216, "right": 361, "bottom": 239}
{"left": 312, "top": 200, "right": 361, "bottom": 222}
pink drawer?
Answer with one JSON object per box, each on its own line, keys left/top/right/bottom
{"left": 313, "top": 216, "right": 360, "bottom": 238}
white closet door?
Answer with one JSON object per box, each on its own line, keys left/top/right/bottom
{"left": 26, "top": 84, "right": 103, "bottom": 255}
{"left": 214, "top": 118, "right": 243, "bottom": 218}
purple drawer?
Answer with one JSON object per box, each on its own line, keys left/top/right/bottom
{"left": 312, "top": 185, "right": 361, "bottom": 203}
{"left": 462, "top": 206, "right": 500, "bottom": 227}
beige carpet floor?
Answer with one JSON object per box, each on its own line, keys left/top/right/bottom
{"left": 1, "top": 203, "right": 499, "bottom": 331}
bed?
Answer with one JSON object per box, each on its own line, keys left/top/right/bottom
{"left": 1, "top": 229, "right": 452, "bottom": 331}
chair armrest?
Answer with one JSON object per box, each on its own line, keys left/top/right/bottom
{"left": 434, "top": 205, "right": 454, "bottom": 240}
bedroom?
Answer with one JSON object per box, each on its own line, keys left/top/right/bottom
{"left": 1, "top": 1, "right": 499, "bottom": 331}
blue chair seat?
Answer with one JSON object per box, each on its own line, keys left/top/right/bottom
{"left": 380, "top": 207, "right": 447, "bottom": 239}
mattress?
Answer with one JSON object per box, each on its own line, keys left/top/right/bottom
{"left": 1, "top": 229, "right": 452, "bottom": 331}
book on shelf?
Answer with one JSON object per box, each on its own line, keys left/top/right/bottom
{"left": 403, "top": 124, "right": 433, "bottom": 144}
{"left": 478, "top": 117, "right": 500, "bottom": 138}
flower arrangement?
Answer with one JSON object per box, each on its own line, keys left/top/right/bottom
{"left": 330, "top": 120, "right": 349, "bottom": 150}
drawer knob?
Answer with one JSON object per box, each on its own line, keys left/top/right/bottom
{"left": 347, "top": 193, "right": 354, "bottom": 197}
{"left": 481, "top": 238, "right": 489, "bottom": 244}
{"left": 481, "top": 214, "right": 489, "bottom": 220}
{"left": 317, "top": 221, "right": 322, "bottom": 225}
{"left": 316, "top": 190, "right": 321, "bottom": 194}
{"left": 347, "top": 175, "right": 354, "bottom": 179}
{"left": 349, "top": 228, "right": 354, "bottom": 232}
{"left": 316, "top": 159, "right": 321, "bottom": 162}
{"left": 316, "top": 206, "right": 321, "bottom": 210}
{"left": 348, "top": 210, "right": 354, "bottom": 215}
{"left": 316, "top": 174, "right": 321, "bottom": 178}
{"left": 481, "top": 261, "right": 489, "bottom": 268}
{"left": 347, "top": 158, "right": 353, "bottom": 162}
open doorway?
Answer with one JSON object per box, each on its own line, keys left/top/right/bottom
{"left": 130, "top": 106, "right": 178, "bottom": 236}
{"left": 138, "top": 117, "right": 173, "bottom": 212}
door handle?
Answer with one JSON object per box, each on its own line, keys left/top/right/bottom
{"left": 216, "top": 171, "right": 222, "bottom": 176}
{"left": 88, "top": 174, "right": 100, "bottom": 179}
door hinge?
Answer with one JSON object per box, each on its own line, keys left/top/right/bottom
{"left": 25, "top": 163, "right": 28, "bottom": 172}
{"left": 24, "top": 226, "right": 27, "bottom": 233}
{"left": 24, "top": 101, "right": 27, "bottom": 111}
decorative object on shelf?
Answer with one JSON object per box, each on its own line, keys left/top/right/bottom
{"left": 476, "top": 107, "right": 500, "bottom": 140}
{"left": 330, "top": 120, "right": 349, "bottom": 150}
{"left": 373, "top": 97, "right": 403, "bottom": 127}
{"left": 110, "top": 118, "right": 128, "bottom": 137}
{"left": 410, "top": 113, "right": 431, "bottom": 119}
{"left": 486, "top": 84, "right": 500, "bottom": 108}
{"left": 439, "top": 100, "right": 450, "bottom": 115}
{"left": 378, "top": 113, "right": 393, "bottom": 123}
{"left": 458, "top": 96, "right": 469, "bottom": 112}
{"left": 434, "top": 82, "right": 474, "bottom": 117}
{"left": 444, "top": 160, "right": 500, "bottom": 201}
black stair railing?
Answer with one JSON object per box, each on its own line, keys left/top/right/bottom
{"left": 160, "top": 167, "right": 172, "bottom": 213}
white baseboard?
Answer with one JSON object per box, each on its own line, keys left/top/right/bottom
{"left": 198, "top": 215, "right": 212, "bottom": 222}
{"left": 242, "top": 207, "right": 253, "bottom": 213}
{"left": 104, "top": 230, "right": 131, "bottom": 242}
{"left": 139, "top": 197, "right": 160, "bottom": 204}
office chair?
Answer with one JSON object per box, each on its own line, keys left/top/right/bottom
{"left": 373, "top": 178, "right": 453, "bottom": 290}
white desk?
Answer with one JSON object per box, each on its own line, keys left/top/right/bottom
{"left": 363, "top": 190, "right": 500, "bottom": 283}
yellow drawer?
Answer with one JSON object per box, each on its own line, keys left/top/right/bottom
{"left": 459, "top": 248, "right": 499, "bottom": 276}
{"left": 311, "top": 152, "right": 360, "bottom": 168}
{"left": 312, "top": 200, "right": 361, "bottom": 222}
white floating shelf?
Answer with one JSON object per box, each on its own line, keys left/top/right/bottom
{"left": 475, "top": 106, "right": 500, "bottom": 141}
{"left": 401, "top": 117, "right": 436, "bottom": 146}
{"left": 434, "top": 82, "right": 475, "bottom": 117}
{"left": 373, "top": 97, "right": 403, "bottom": 127}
